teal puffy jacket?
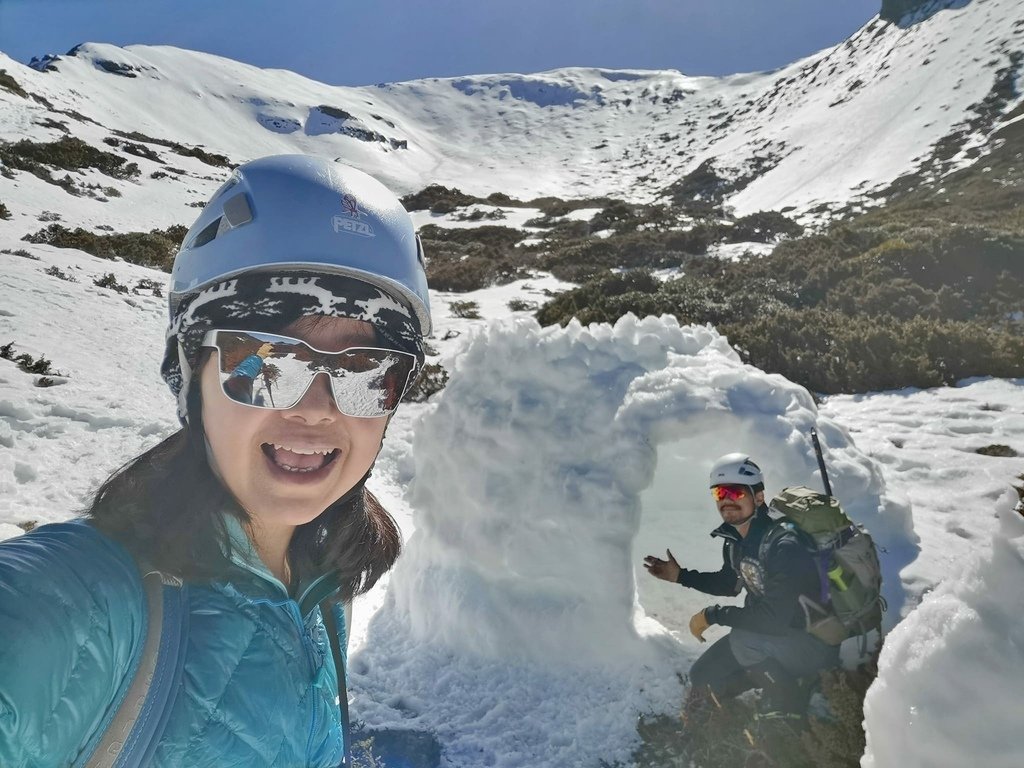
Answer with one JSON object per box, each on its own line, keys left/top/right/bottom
{"left": 0, "top": 519, "right": 346, "bottom": 768}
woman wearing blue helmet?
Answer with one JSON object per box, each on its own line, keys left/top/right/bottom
{"left": 0, "top": 155, "right": 431, "bottom": 767}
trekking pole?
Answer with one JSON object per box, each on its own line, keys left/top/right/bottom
{"left": 810, "top": 429, "right": 833, "bottom": 497}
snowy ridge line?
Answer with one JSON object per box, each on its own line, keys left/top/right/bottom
{"left": 0, "top": 0, "right": 1020, "bottom": 225}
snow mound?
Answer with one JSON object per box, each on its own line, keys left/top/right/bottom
{"left": 863, "top": 492, "right": 1024, "bottom": 768}
{"left": 351, "top": 314, "right": 917, "bottom": 767}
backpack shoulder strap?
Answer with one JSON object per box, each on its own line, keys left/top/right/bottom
{"left": 84, "top": 572, "right": 189, "bottom": 768}
{"left": 322, "top": 599, "right": 352, "bottom": 768}
{"left": 757, "top": 518, "right": 796, "bottom": 563}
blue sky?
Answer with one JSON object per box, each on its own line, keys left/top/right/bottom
{"left": 0, "top": 0, "right": 882, "bottom": 85}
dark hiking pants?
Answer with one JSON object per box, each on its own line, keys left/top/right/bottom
{"left": 689, "top": 628, "right": 839, "bottom": 712}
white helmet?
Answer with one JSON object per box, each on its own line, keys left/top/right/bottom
{"left": 709, "top": 453, "right": 764, "bottom": 490}
{"left": 169, "top": 154, "right": 431, "bottom": 335}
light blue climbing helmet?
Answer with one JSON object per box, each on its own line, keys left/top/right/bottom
{"left": 169, "top": 154, "right": 432, "bottom": 335}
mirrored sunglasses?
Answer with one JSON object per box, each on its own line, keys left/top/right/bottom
{"left": 201, "top": 329, "right": 418, "bottom": 418}
{"left": 711, "top": 484, "right": 749, "bottom": 502}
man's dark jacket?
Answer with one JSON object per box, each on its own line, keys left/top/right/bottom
{"left": 677, "top": 505, "right": 821, "bottom": 635}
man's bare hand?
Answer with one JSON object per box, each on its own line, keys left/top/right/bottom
{"left": 643, "top": 549, "right": 681, "bottom": 583}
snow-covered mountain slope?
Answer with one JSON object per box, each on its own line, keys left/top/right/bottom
{"left": 1, "top": 0, "right": 1022, "bottom": 229}
{"left": 2, "top": 2, "right": 1024, "bottom": 765}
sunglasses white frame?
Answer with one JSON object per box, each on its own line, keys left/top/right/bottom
{"left": 201, "top": 329, "right": 419, "bottom": 417}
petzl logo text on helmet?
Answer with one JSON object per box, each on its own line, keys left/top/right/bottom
{"left": 332, "top": 194, "right": 375, "bottom": 238}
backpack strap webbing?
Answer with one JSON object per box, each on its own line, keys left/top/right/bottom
{"left": 85, "top": 571, "right": 189, "bottom": 768}
{"left": 322, "top": 599, "right": 352, "bottom": 767}
{"left": 760, "top": 519, "right": 833, "bottom": 605}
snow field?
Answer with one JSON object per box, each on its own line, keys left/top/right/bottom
{"left": 861, "top": 491, "right": 1024, "bottom": 768}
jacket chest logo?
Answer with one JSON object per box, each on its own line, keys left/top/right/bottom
{"left": 738, "top": 557, "right": 766, "bottom": 596}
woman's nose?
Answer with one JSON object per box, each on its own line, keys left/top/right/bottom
{"left": 285, "top": 372, "right": 338, "bottom": 423}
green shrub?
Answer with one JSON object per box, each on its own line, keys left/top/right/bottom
{"left": 588, "top": 201, "right": 680, "bottom": 235}
{"left": 421, "top": 224, "right": 535, "bottom": 291}
{"left": 535, "top": 269, "right": 781, "bottom": 328}
{"left": 538, "top": 230, "right": 702, "bottom": 283}
{"left": 44, "top": 265, "right": 77, "bottom": 282}
{"left": 0, "top": 201, "right": 9, "bottom": 220}
{"left": 726, "top": 310, "right": 1024, "bottom": 393}
{"left": 448, "top": 300, "right": 481, "bottom": 319}
{"left": 173, "top": 144, "right": 230, "bottom": 168}
{"left": 14, "top": 351, "right": 57, "bottom": 376}
{"left": 103, "top": 136, "right": 162, "bottom": 162}
{"left": 23, "top": 223, "right": 187, "bottom": 270}
{"left": 537, "top": 171, "right": 1024, "bottom": 395}
{"left": 420, "top": 225, "right": 525, "bottom": 249}
{"left": 2, "top": 248, "right": 38, "bottom": 260}
{"left": 405, "top": 362, "right": 449, "bottom": 403}
{"left": 454, "top": 208, "right": 506, "bottom": 222}
{"left": 663, "top": 158, "right": 736, "bottom": 213}
{"left": 507, "top": 298, "right": 538, "bottom": 312}
{"left": 135, "top": 277, "right": 164, "bottom": 297}
{"left": 726, "top": 210, "right": 804, "bottom": 243}
{"left": 527, "top": 195, "right": 613, "bottom": 217}
{"left": 428, "top": 258, "right": 499, "bottom": 292}
{"left": 93, "top": 272, "right": 130, "bottom": 294}
{"left": 401, "top": 185, "right": 483, "bottom": 213}
{"left": 0, "top": 136, "right": 141, "bottom": 185}
{"left": 111, "top": 130, "right": 231, "bottom": 168}
{"left": 0, "top": 69, "right": 28, "bottom": 99}
{"left": 400, "top": 186, "right": 608, "bottom": 216}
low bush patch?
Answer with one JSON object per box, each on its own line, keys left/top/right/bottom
{"left": 93, "top": 272, "right": 130, "bottom": 294}
{"left": 0, "top": 69, "right": 29, "bottom": 99}
{"left": 421, "top": 224, "right": 536, "bottom": 291}
{"left": 448, "top": 300, "right": 482, "bottom": 319}
{"left": 2, "top": 342, "right": 62, "bottom": 377}
{"left": 44, "top": 265, "right": 77, "bottom": 282}
{"left": 405, "top": 363, "right": 449, "bottom": 403}
{"left": 23, "top": 223, "right": 187, "bottom": 270}
{"left": 537, "top": 190, "right": 1024, "bottom": 393}
{"left": 507, "top": 298, "right": 538, "bottom": 312}
{"left": 0, "top": 137, "right": 141, "bottom": 192}
{"left": 2, "top": 248, "right": 38, "bottom": 260}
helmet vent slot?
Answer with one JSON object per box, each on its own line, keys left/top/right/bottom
{"left": 191, "top": 217, "right": 222, "bottom": 249}
{"left": 222, "top": 193, "right": 253, "bottom": 228}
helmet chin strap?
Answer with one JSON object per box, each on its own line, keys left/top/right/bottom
{"left": 729, "top": 490, "right": 762, "bottom": 529}
{"left": 733, "top": 510, "right": 757, "bottom": 527}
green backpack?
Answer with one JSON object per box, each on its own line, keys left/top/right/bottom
{"left": 765, "top": 486, "right": 885, "bottom": 646}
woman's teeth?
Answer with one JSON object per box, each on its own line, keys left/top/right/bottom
{"left": 263, "top": 444, "right": 338, "bottom": 472}
{"left": 270, "top": 444, "right": 333, "bottom": 455}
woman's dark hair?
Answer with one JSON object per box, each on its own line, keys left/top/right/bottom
{"left": 87, "top": 366, "right": 401, "bottom": 602}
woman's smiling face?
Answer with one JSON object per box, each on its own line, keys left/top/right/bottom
{"left": 200, "top": 315, "right": 388, "bottom": 530}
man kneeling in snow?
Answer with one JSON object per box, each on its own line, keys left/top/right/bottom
{"left": 643, "top": 453, "right": 839, "bottom": 719}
